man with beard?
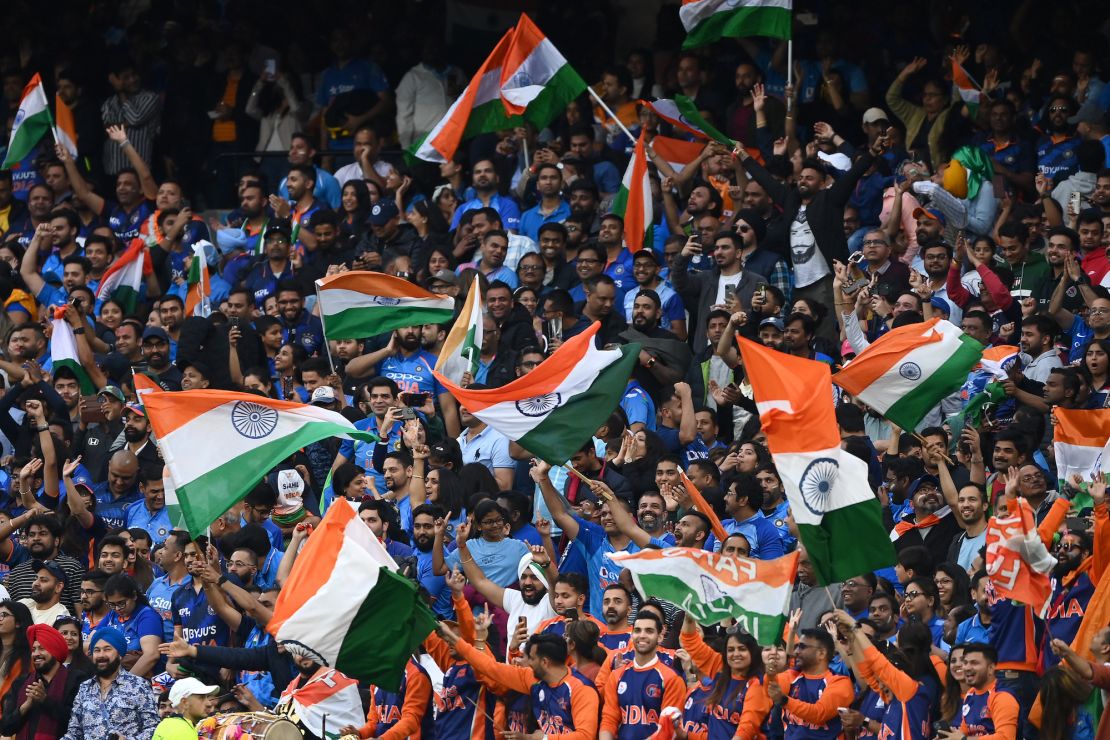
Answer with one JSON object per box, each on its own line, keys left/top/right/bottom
{"left": 219, "top": 182, "right": 271, "bottom": 280}
{"left": 90, "top": 450, "right": 141, "bottom": 531}
{"left": 537, "top": 222, "right": 578, "bottom": 290}
{"left": 672, "top": 231, "right": 765, "bottom": 351}
{"left": 347, "top": 325, "right": 459, "bottom": 437}
{"left": 954, "top": 644, "right": 1021, "bottom": 740}
{"left": 624, "top": 250, "right": 686, "bottom": 339}
{"left": 566, "top": 275, "right": 628, "bottom": 346}
{"left": 673, "top": 510, "right": 711, "bottom": 551}
{"left": 626, "top": 290, "right": 688, "bottom": 403}
{"left": 600, "top": 612, "right": 686, "bottom": 740}
{"left": 1037, "top": 94, "right": 1082, "bottom": 181}
{"left": 124, "top": 467, "right": 171, "bottom": 546}
{"left": 116, "top": 403, "right": 162, "bottom": 470}
{"left": 655, "top": 381, "right": 696, "bottom": 454}
{"left": 139, "top": 327, "right": 183, "bottom": 391}
{"left": 6, "top": 324, "right": 49, "bottom": 370}
{"left": 4, "top": 515, "right": 83, "bottom": 614}
{"left": 867, "top": 591, "right": 900, "bottom": 643}
{"left": 0, "top": 623, "right": 84, "bottom": 737}
{"left": 890, "top": 471, "right": 961, "bottom": 569}
{"left": 635, "top": 491, "right": 673, "bottom": 545}
{"left": 275, "top": 281, "right": 324, "bottom": 356}
{"left": 520, "top": 163, "right": 570, "bottom": 241}
{"left": 244, "top": 225, "right": 296, "bottom": 309}
{"left": 1038, "top": 227, "right": 1083, "bottom": 313}
{"left": 706, "top": 472, "right": 785, "bottom": 560}
{"left": 20, "top": 560, "right": 70, "bottom": 625}
{"left": 358, "top": 498, "right": 413, "bottom": 562}
{"left": 275, "top": 648, "right": 366, "bottom": 740}
{"left": 536, "top": 573, "right": 608, "bottom": 638}
{"left": 567, "top": 181, "right": 601, "bottom": 238}
{"left": 80, "top": 570, "right": 111, "bottom": 639}
{"left": 565, "top": 125, "right": 622, "bottom": 197}
{"left": 1046, "top": 527, "right": 1098, "bottom": 667}
{"left": 334, "top": 377, "right": 404, "bottom": 492}
{"left": 66, "top": 627, "right": 159, "bottom": 739}
{"left": 410, "top": 504, "right": 451, "bottom": 617}
{"left": 449, "top": 520, "right": 557, "bottom": 656}
{"left": 737, "top": 144, "right": 880, "bottom": 344}
{"left": 725, "top": 63, "right": 784, "bottom": 146}
{"left": 955, "top": 571, "right": 992, "bottom": 645}
{"left": 756, "top": 463, "right": 795, "bottom": 552}
{"left": 599, "top": 583, "right": 634, "bottom": 650}
{"left": 938, "top": 471, "right": 989, "bottom": 572}
{"left": 485, "top": 281, "right": 535, "bottom": 356}
{"left": 451, "top": 159, "right": 522, "bottom": 233}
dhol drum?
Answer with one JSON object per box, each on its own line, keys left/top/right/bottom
{"left": 197, "top": 712, "right": 304, "bottom": 739}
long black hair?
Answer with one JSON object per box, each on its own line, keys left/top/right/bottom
{"left": 429, "top": 466, "right": 466, "bottom": 521}
{"left": 0, "top": 600, "right": 33, "bottom": 679}
{"left": 705, "top": 629, "right": 764, "bottom": 708}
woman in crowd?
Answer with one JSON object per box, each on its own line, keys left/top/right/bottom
{"left": 102, "top": 573, "right": 163, "bottom": 677}
{"left": 680, "top": 616, "right": 771, "bottom": 739}
{"left": 934, "top": 562, "right": 972, "bottom": 615}
{"left": 0, "top": 600, "right": 32, "bottom": 703}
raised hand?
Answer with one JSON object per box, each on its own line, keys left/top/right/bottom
{"left": 106, "top": 124, "right": 128, "bottom": 144}
{"left": 751, "top": 82, "right": 766, "bottom": 112}
{"left": 62, "top": 456, "right": 83, "bottom": 479}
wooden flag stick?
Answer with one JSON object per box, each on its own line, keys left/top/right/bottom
{"left": 912, "top": 432, "right": 953, "bottom": 465}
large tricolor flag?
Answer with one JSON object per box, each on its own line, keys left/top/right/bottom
{"left": 315, "top": 271, "right": 455, "bottom": 341}
{"left": 680, "top": 0, "right": 792, "bottom": 49}
{"left": 985, "top": 497, "right": 1056, "bottom": 618}
{"left": 269, "top": 499, "right": 437, "bottom": 692}
{"left": 96, "top": 238, "right": 147, "bottom": 314}
{"left": 143, "top": 390, "right": 378, "bottom": 537}
{"left": 433, "top": 323, "right": 639, "bottom": 464}
{"left": 832, "top": 318, "right": 983, "bottom": 432}
{"left": 49, "top": 310, "right": 95, "bottom": 395}
{"left": 1054, "top": 408, "right": 1110, "bottom": 483}
{"left": 412, "top": 14, "right": 586, "bottom": 163}
{"left": 2, "top": 73, "right": 53, "bottom": 168}
{"left": 435, "top": 277, "right": 483, "bottom": 385}
{"left": 184, "top": 241, "right": 212, "bottom": 317}
{"left": 612, "top": 548, "right": 799, "bottom": 643}
{"left": 54, "top": 94, "right": 78, "bottom": 160}
{"left": 952, "top": 60, "right": 982, "bottom": 118}
{"left": 611, "top": 132, "right": 653, "bottom": 252}
{"left": 738, "top": 336, "right": 895, "bottom": 584}
{"left": 643, "top": 96, "right": 732, "bottom": 144}
{"left": 275, "top": 666, "right": 366, "bottom": 739}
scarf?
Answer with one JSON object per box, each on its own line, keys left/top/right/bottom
{"left": 890, "top": 506, "right": 951, "bottom": 541}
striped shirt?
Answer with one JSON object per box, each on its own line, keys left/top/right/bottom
{"left": 4, "top": 552, "right": 84, "bottom": 615}
{"left": 100, "top": 91, "right": 162, "bottom": 174}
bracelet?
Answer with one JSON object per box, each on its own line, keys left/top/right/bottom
{"left": 33, "top": 425, "right": 48, "bottom": 433}
{"left": 120, "top": 139, "right": 130, "bottom": 148}
{"left": 460, "top": 555, "right": 474, "bottom": 564}
{"left": 411, "top": 474, "right": 424, "bottom": 480}
{"left": 217, "top": 575, "right": 229, "bottom": 586}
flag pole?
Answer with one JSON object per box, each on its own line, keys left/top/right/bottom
{"left": 314, "top": 281, "right": 337, "bottom": 374}
{"left": 587, "top": 87, "right": 636, "bottom": 144}
{"left": 785, "top": 40, "right": 794, "bottom": 115}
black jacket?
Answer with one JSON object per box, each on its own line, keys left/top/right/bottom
{"left": 195, "top": 642, "right": 296, "bottom": 706}
{"left": 742, "top": 150, "right": 876, "bottom": 271}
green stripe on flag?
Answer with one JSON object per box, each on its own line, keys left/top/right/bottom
{"left": 111, "top": 285, "right": 141, "bottom": 315}
{"left": 675, "top": 96, "right": 732, "bottom": 145}
{"left": 174, "top": 423, "right": 377, "bottom": 537}
{"left": 518, "top": 64, "right": 588, "bottom": 130}
{"left": 322, "top": 306, "right": 456, "bottom": 341}
{"left": 335, "top": 568, "right": 438, "bottom": 692}
{"left": 517, "top": 344, "right": 640, "bottom": 464}
{"left": 683, "top": 5, "right": 792, "bottom": 49}
{"left": 53, "top": 358, "right": 96, "bottom": 396}
{"left": 2, "top": 112, "right": 52, "bottom": 168}
{"left": 797, "top": 500, "right": 895, "bottom": 584}
{"left": 882, "top": 335, "right": 984, "bottom": 432}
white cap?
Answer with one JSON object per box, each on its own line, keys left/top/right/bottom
{"left": 310, "top": 386, "right": 337, "bottom": 405}
{"left": 861, "top": 107, "right": 888, "bottom": 125}
{"left": 168, "top": 677, "right": 219, "bottom": 707}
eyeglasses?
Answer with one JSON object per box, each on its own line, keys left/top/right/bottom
{"left": 80, "top": 588, "right": 103, "bottom": 596}
{"left": 106, "top": 599, "right": 130, "bottom": 610}
{"left": 1021, "top": 473, "right": 1045, "bottom": 482}
{"left": 934, "top": 577, "right": 953, "bottom": 586}
{"left": 736, "top": 225, "right": 751, "bottom": 234}
{"left": 842, "top": 580, "right": 865, "bottom": 589}
{"left": 903, "top": 591, "right": 924, "bottom": 600}
{"left": 0, "top": 612, "right": 12, "bottom": 620}
{"left": 725, "top": 624, "right": 752, "bottom": 637}
{"left": 1056, "top": 542, "right": 1082, "bottom": 552}
{"left": 229, "top": 561, "right": 254, "bottom": 569}
{"left": 1049, "top": 106, "right": 1070, "bottom": 113}
{"left": 1090, "top": 308, "right": 1110, "bottom": 316}
{"left": 862, "top": 239, "right": 888, "bottom": 247}
{"left": 480, "top": 518, "right": 505, "bottom": 527}
{"left": 519, "top": 264, "right": 543, "bottom": 271}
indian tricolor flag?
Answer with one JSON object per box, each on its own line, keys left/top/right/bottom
{"left": 49, "top": 310, "right": 95, "bottom": 395}
{"left": 435, "top": 277, "right": 483, "bottom": 384}
{"left": 315, "top": 271, "right": 455, "bottom": 341}
{"left": 2, "top": 73, "right": 52, "bottom": 168}
{"left": 612, "top": 548, "right": 799, "bottom": 643}
{"left": 651, "top": 135, "right": 704, "bottom": 176}
{"left": 54, "top": 94, "right": 78, "bottom": 160}
{"left": 413, "top": 14, "right": 586, "bottom": 163}
{"left": 611, "top": 132, "right": 653, "bottom": 252}
{"left": 979, "top": 344, "right": 1020, "bottom": 380}
{"left": 952, "top": 60, "right": 982, "bottom": 118}
{"left": 269, "top": 499, "right": 437, "bottom": 692}
{"left": 96, "top": 238, "right": 147, "bottom": 314}
{"left": 433, "top": 322, "right": 640, "bottom": 463}
{"left": 1054, "top": 408, "right": 1110, "bottom": 483}
{"left": 832, "top": 318, "right": 983, "bottom": 432}
{"left": 738, "top": 335, "right": 895, "bottom": 584}
{"left": 143, "top": 390, "right": 378, "bottom": 537}
{"left": 184, "top": 241, "right": 212, "bottom": 317}
{"left": 680, "top": 0, "right": 792, "bottom": 49}
{"left": 642, "top": 96, "right": 732, "bottom": 144}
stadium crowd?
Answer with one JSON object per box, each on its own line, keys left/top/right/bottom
{"left": 2, "top": 0, "right": 1110, "bottom": 738}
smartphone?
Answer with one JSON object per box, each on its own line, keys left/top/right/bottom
{"left": 563, "top": 608, "right": 579, "bottom": 621}
{"left": 229, "top": 317, "right": 240, "bottom": 329}
{"left": 80, "top": 396, "right": 108, "bottom": 424}
{"left": 724, "top": 284, "right": 738, "bottom": 303}
{"left": 933, "top": 720, "right": 952, "bottom": 734}
{"left": 398, "top": 406, "right": 417, "bottom": 420}
{"left": 264, "top": 58, "right": 277, "bottom": 78}
{"left": 401, "top": 392, "right": 429, "bottom": 408}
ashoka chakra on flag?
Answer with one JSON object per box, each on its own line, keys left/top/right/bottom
{"left": 516, "top": 393, "right": 561, "bottom": 417}
{"left": 231, "top": 401, "right": 280, "bottom": 439}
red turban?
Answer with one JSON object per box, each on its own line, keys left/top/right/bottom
{"left": 26, "top": 624, "right": 69, "bottom": 663}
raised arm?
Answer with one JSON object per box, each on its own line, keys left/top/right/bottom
{"left": 276, "top": 523, "right": 312, "bottom": 586}
{"left": 61, "top": 457, "right": 95, "bottom": 529}
{"left": 451, "top": 520, "right": 507, "bottom": 609}
{"left": 679, "top": 614, "right": 724, "bottom": 676}
{"left": 590, "top": 479, "right": 653, "bottom": 548}
{"left": 19, "top": 224, "right": 49, "bottom": 300}
{"left": 55, "top": 142, "right": 105, "bottom": 215}
{"left": 106, "top": 125, "right": 157, "bottom": 200}
{"left": 532, "top": 459, "right": 579, "bottom": 540}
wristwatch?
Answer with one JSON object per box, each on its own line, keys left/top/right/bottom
{"left": 72, "top": 327, "right": 85, "bottom": 335}
{"left": 644, "top": 355, "right": 656, "bottom": 369}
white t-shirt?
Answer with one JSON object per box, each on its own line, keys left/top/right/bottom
{"left": 19, "top": 599, "right": 69, "bottom": 626}
{"left": 790, "top": 205, "right": 830, "bottom": 288}
{"left": 501, "top": 587, "right": 557, "bottom": 659}
{"left": 334, "top": 160, "right": 395, "bottom": 187}
{"left": 714, "top": 273, "right": 743, "bottom": 306}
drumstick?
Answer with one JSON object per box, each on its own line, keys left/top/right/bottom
{"left": 465, "top": 693, "right": 497, "bottom": 726}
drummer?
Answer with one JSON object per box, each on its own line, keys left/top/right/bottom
{"left": 152, "top": 677, "right": 220, "bottom": 739}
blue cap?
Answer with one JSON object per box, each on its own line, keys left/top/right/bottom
{"left": 142, "top": 326, "right": 170, "bottom": 343}
{"left": 368, "top": 200, "right": 399, "bottom": 226}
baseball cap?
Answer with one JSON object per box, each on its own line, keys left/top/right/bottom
{"left": 273, "top": 468, "right": 306, "bottom": 517}
{"left": 911, "top": 206, "right": 947, "bottom": 227}
{"left": 177, "top": 358, "right": 211, "bottom": 378}
{"left": 264, "top": 224, "right": 292, "bottom": 242}
{"left": 1069, "top": 100, "right": 1106, "bottom": 126}
{"left": 31, "top": 559, "right": 66, "bottom": 584}
{"left": 310, "top": 386, "right": 337, "bottom": 405}
{"left": 428, "top": 269, "right": 458, "bottom": 287}
{"left": 124, "top": 403, "right": 146, "bottom": 418}
{"left": 862, "top": 107, "right": 889, "bottom": 125}
{"left": 142, "top": 326, "right": 170, "bottom": 343}
{"left": 168, "top": 677, "right": 219, "bottom": 707}
{"left": 368, "top": 201, "right": 399, "bottom": 226}
{"left": 98, "top": 385, "right": 126, "bottom": 403}
{"left": 759, "top": 316, "right": 785, "bottom": 332}
{"left": 631, "top": 249, "right": 661, "bottom": 264}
